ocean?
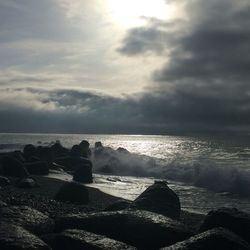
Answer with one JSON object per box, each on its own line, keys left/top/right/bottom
{"left": 0, "top": 133, "right": 250, "bottom": 214}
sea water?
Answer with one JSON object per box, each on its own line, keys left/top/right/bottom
{"left": 0, "top": 133, "right": 250, "bottom": 214}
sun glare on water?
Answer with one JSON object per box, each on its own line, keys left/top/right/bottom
{"left": 108, "top": 0, "right": 169, "bottom": 27}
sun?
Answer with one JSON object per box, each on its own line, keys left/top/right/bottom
{"left": 108, "top": 0, "right": 168, "bottom": 27}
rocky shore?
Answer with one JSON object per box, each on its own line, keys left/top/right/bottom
{"left": 0, "top": 140, "right": 249, "bottom": 249}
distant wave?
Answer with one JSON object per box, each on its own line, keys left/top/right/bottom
{"left": 93, "top": 149, "right": 250, "bottom": 197}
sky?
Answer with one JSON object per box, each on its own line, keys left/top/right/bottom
{"left": 0, "top": 0, "right": 250, "bottom": 135}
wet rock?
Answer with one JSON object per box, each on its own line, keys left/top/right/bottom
{"left": 0, "top": 205, "right": 55, "bottom": 235}
{"left": 54, "top": 182, "right": 89, "bottom": 204}
{"left": 200, "top": 207, "right": 250, "bottom": 244}
{"left": 36, "top": 146, "right": 54, "bottom": 163}
{"left": 50, "top": 142, "right": 69, "bottom": 158}
{"left": 55, "top": 156, "right": 92, "bottom": 172}
{"left": 161, "top": 227, "right": 250, "bottom": 250}
{"left": 117, "top": 147, "right": 130, "bottom": 153}
{"left": 1, "top": 156, "right": 29, "bottom": 178}
{"left": 79, "top": 140, "right": 91, "bottom": 158}
{"left": 0, "top": 175, "right": 10, "bottom": 186}
{"left": 70, "top": 145, "right": 82, "bottom": 157}
{"left": 23, "top": 144, "right": 37, "bottom": 161}
{"left": 0, "top": 200, "right": 7, "bottom": 207}
{"left": 0, "top": 223, "right": 51, "bottom": 250}
{"left": 131, "top": 180, "right": 181, "bottom": 219}
{"left": 43, "top": 229, "right": 136, "bottom": 250}
{"left": 73, "top": 164, "right": 93, "bottom": 183}
{"left": 55, "top": 209, "right": 192, "bottom": 249}
{"left": 16, "top": 177, "right": 38, "bottom": 188}
{"left": 25, "top": 161, "right": 49, "bottom": 175}
{"left": 104, "top": 200, "right": 131, "bottom": 211}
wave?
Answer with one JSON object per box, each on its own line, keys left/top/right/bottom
{"left": 93, "top": 147, "right": 250, "bottom": 197}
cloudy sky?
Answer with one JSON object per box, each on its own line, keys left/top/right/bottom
{"left": 0, "top": 0, "right": 250, "bottom": 135}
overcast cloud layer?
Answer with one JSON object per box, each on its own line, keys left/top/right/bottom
{"left": 0, "top": 0, "right": 250, "bottom": 135}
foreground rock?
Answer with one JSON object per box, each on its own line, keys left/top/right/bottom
{"left": 55, "top": 209, "right": 192, "bottom": 249}
{"left": 200, "top": 207, "right": 250, "bottom": 244}
{"left": 25, "top": 161, "right": 49, "bottom": 175}
{"left": 73, "top": 162, "right": 93, "bottom": 183}
{"left": 161, "top": 227, "right": 250, "bottom": 250}
{"left": 0, "top": 223, "right": 51, "bottom": 250}
{"left": 0, "top": 156, "right": 28, "bottom": 178}
{"left": 54, "top": 182, "right": 89, "bottom": 204}
{"left": 44, "top": 229, "right": 136, "bottom": 250}
{"left": 131, "top": 181, "right": 181, "bottom": 219}
{"left": 104, "top": 200, "right": 132, "bottom": 211}
{"left": 0, "top": 205, "right": 55, "bottom": 235}
{"left": 16, "top": 177, "right": 38, "bottom": 188}
{"left": 0, "top": 175, "right": 10, "bottom": 186}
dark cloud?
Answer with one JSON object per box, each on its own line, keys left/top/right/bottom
{"left": 117, "top": 0, "right": 250, "bottom": 135}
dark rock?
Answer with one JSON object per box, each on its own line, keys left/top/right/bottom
{"left": 131, "top": 181, "right": 181, "bottom": 220}
{"left": 55, "top": 156, "right": 92, "bottom": 172}
{"left": 95, "top": 141, "right": 103, "bottom": 148}
{"left": 25, "top": 161, "right": 49, "bottom": 175}
{"left": 200, "top": 207, "right": 250, "bottom": 244}
{"left": 70, "top": 145, "right": 82, "bottom": 157}
{"left": 55, "top": 209, "right": 192, "bottom": 249}
{"left": 160, "top": 227, "right": 250, "bottom": 250}
{"left": 50, "top": 141, "right": 69, "bottom": 158}
{"left": 0, "top": 201, "right": 7, "bottom": 207}
{"left": 11, "top": 151, "right": 25, "bottom": 162}
{"left": 16, "top": 177, "right": 38, "bottom": 188}
{"left": 79, "top": 140, "right": 91, "bottom": 158}
{"left": 73, "top": 164, "right": 93, "bottom": 183}
{"left": 117, "top": 147, "right": 130, "bottom": 153}
{"left": 36, "top": 147, "right": 54, "bottom": 163}
{"left": 0, "top": 223, "right": 51, "bottom": 250}
{"left": 54, "top": 182, "right": 89, "bottom": 204}
{"left": 0, "top": 205, "right": 55, "bottom": 235}
{"left": 1, "top": 156, "right": 29, "bottom": 178}
{"left": 0, "top": 175, "right": 10, "bottom": 186}
{"left": 104, "top": 200, "right": 131, "bottom": 211}
{"left": 23, "top": 144, "right": 37, "bottom": 161}
{"left": 43, "top": 229, "right": 136, "bottom": 250}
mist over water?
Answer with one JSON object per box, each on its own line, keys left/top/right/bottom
{"left": 1, "top": 133, "right": 250, "bottom": 213}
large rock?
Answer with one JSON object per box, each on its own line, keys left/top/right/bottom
{"left": 131, "top": 181, "right": 181, "bottom": 219}
{"left": 55, "top": 209, "right": 192, "bottom": 249}
{"left": 0, "top": 156, "right": 29, "bottom": 178}
{"left": 16, "top": 177, "right": 38, "bottom": 188}
{"left": 25, "top": 161, "right": 49, "bottom": 175}
{"left": 104, "top": 200, "right": 132, "bottom": 211}
{"left": 73, "top": 164, "right": 93, "bottom": 183}
{"left": 54, "top": 182, "right": 89, "bottom": 204}
{"left": 161, "top": 227, "right": 250, "bottom": 250}
{"left": 44, "top": 229, "right": 136, "bottom": 250}
{"left": 0, "top": 206, "right": 55, "bottom": 235}
{"left": 0, "top": 175, "right": 10, "bottom": 186}
{"left": 0, "top": 223, "right": 51, "bottom": 250}
{"left": 200, "top": 207, "right": 250, "bottom": 244}
{"left": 23, "top": 144, "right": 37, "bottom": 161}
{"left": 50, "top": 142, "right": 69, "bottom": 158}
{"left": 55, "top": 156, "right": 92, "bottom": 172}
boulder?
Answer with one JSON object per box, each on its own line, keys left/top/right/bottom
{"left": 55, "top": 156, "right": 92, "bottom": 172}
{"left": 36, "top": 146, "right": 54, "bottom": 163}
{"left": 25, "top": 161, "right": 49, "bottom": 175}
{"left": 23, "top": 144, "right": 37, "bottom": 161}
{"left": 79, "top": 140, "right": 91, "bottom": 158}
{"left": 55, "top": 209, "right": 192, "bottom": 249}
{"left": 104, "top": 200, "right": 131, "bottom": 211}
{"left": 131, "top": 181, "right": 181, "bottom": 219}
{"left": 0, "top": 205, "right": 55, "bottom": 235}
{"left": 70, "top": 145, "right": 82, "bottom": 157}
{"left": 50, "top": 142, "right": 69, "bottom": 158}
{"left": 200, "top": 207, "right": 250, "bottom": 244}
{"left": 0, "top": 223, "right": 51, "bottom": 250}
{"left": 0, "top": 175, "right": 10, "bottom": 187}
{"left": 54, "top": 182, "right": 89, "bottom": 204}
{"left": 16, "top": 177, "right": 38, "bottom": 188}
{"left": 1, "top": 156, "right": 29, "bottom": 178}
{"left": 161, "top": 227, "right": 250, "bottom": 250}
{"left": 73, "top": 164, "right": 93, "bottom": 183}
{"left": 0, "top": 200, "right": 7, "bottom": 207}
{"left": 43, "top": 229, "right": 136, "bottom": 250}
